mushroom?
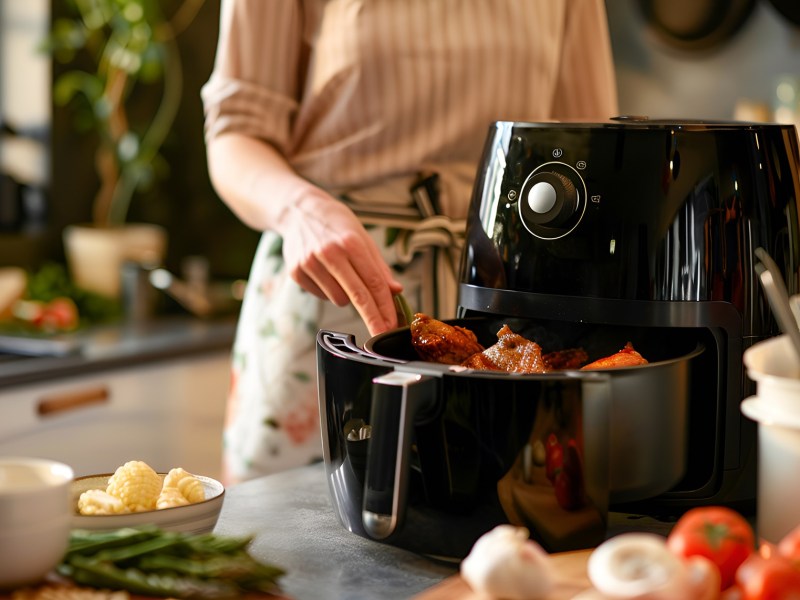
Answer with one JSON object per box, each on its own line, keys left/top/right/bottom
{"left": 460, "top": 525, "right": 553, "bottom": 600}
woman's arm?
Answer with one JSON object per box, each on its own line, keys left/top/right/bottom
{"left": 206, "top": 132, "right": 403, "bottom": 337}
{"left": 202, "top": 1, "right": 402, "bottom": 335}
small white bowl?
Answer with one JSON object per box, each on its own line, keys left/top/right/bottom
{"left": 0, "top": 457, "right": 74, "bottom": 589}
{"left": 744, "top": 334, "right": 800, "bottom": 379}
{"left": 741, "top": 396, "right": 800, "bottom": 543}
{"left": 71, "top": 473, "right": 225, "bottom": 535}
{"left": 744, "top": 334, "right": 800, "bottom": 414}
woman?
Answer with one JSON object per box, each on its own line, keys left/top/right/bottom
{"left": 202, "top": 0, "right": 618, "bottom": 484}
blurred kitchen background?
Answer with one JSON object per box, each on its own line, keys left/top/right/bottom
{"left": 1, "top": 0, "right": 259, "bottom": 279}
{"left": 0, "top": 0, "right": 797, "bottom": 479}
{"left": 1, "top": 0, "right": 798, "bottom": 284}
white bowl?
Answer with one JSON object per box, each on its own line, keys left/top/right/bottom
{"left": 744, "top": 334, "right": 800, "bottom": 413}
{"left": 0, "top": 457, "right": 74, "bottom": 589}
{"left": 741, "top": 396, "right": 800, "bottom": 543}
{"left": 71, "top": 473, "right": 225, "bottom": 534}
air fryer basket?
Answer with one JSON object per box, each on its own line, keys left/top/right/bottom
{"left": 317, "top": 317, "right": 703, "bottom": 557}
{"left": 365, "top": 316, "right": 704, "bottom": 503}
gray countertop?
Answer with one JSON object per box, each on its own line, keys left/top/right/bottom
{"left": 212, "top": 463, "right": 457, "bottom": 600}
{"left": 0, "top": 315, "right": 237, "bottom": 389}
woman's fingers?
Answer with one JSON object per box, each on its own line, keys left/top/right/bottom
{"left": 292, "top": 269, "right": 329, "bottom": 302}
{"left": 316, "top": 236, "right": 398, "bottom": 335}
{"left": 347, "top": 252, "right": 399, "bottom": 334}
{"left": 289, "top": 236, "right": 395, "bottom": 335}
{"left": 282, "top": 195, "right": 404, "bottom": 335}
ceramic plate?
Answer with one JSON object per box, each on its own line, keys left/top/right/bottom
{"left": 71, "top": 473, "right": 225, "bottom": 534}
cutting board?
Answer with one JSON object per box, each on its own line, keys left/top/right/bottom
{"left": 0, "top": 577, "right": 292, "bottom": 600}
{"left": 414, "top": 549, "right": 593, "bottom": 600}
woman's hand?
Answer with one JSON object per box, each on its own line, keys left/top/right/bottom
{"left": 206, "top": 133, "right": 403, "bottom": 336}
{"left": 281, "top": 189, "right": 403, "bottom": 336}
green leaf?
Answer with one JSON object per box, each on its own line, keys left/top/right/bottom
{"left": 53, "top": 71, "right": 104, "bottom": 106}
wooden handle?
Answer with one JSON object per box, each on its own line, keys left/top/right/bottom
{"left": 37, "top": 386, "right": 110, "bottom": 416}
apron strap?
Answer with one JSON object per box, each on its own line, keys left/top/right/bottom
{"left": 341, "top": 175, "right": 467, "bottom": 318}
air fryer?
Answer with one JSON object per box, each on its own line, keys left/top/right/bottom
{"left": 316, "top": 118, "right": 800, "bottom": 559}
{"left": 457, "top": 118, "right": 800, "bottom": 514}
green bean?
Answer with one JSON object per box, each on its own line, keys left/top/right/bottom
{"left": 58, "top": 526, "right": 285, "bottom": 599}
{"left": 138, "top": 552, "right": 283, "bottom": 582}
{"left": 185, "top": 533, "right": 254, "bottom": 554}
{"left": 65, "top": 526, "right": 162, "bottom": 557}
{"left": 95, "top": 532, "right": 182, "bottom": 562}
{"left": 66, "top": 556, "right": 240, "bottom": 599}
{"left": 394, "top": 292, "right": 414, "bottom": 327}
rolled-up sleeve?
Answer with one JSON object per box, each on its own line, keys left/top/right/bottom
{"left": 201, "top": 0, "right": 304, "bottom": 154}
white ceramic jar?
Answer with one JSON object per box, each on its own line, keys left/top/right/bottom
{"left": 0, "top": 457, "right": 74, "bottom": 588}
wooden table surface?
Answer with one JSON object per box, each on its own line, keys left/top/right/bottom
{"left": 414, "top": 549, "right": 593, "bottom": 600}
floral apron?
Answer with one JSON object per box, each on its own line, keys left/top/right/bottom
{"left": 222, "top": 176, "right": 465, "bottom": 482}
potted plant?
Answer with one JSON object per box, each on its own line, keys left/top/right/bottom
{"left": 45, "top": 0, "right": 204, "bottom": 298}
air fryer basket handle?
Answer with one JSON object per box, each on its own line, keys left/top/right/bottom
{"left": 362, "top": 371, "right": 437, "bottom": 540}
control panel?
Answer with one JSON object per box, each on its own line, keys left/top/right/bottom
{"left": 517, "top": 161, "right": 587, "bottom": 240}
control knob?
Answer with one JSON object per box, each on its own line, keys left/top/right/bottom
{"left": 522, "top": 171, "right": 579, "bottom": 228}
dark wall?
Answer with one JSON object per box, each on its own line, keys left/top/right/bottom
{"left": 129, "top": 0, "right": 260, "bottom": 279}
{"left": 2, "top": 1, "right": 259, "bottom": 279}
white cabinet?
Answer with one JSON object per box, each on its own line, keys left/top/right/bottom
{"left": 0, "top": 351, "right": 230, "bottom": 480}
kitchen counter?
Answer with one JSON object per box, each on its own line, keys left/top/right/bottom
{"left": 0, "top": 315, "right": 237, "bottom": 389}
{"left": 216, "top": 464, "right": 686, "bottom": 600}
{"left": 213, "top": 462, "right": 458, "bottom": 600}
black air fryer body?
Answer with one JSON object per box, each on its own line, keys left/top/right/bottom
{"left": 458, "top": 119, "right": 800, "bottom": 512}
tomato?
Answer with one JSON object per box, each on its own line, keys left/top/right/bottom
{"left": 779, "top": 524, "right": 800, "bottom": 569}
{"left": 736, "top": 543, "right": 800, "bottom": 600}
{"left": 686, "top": 555, "right": 723, "bottom": 600}
{"left": 721, "top": 584, "right": 744, "bottom": 600}
{"left": 554, "top": 440, "right": 584, "bottom": 510}
{"left": 544, "top": 433, "right": 563, "bottom": 483}
{"left": 11, "top": 296, "right": 79, "bottom": 331}
{"left": 40, "top": 297, "right": 79, "bottom": 331}
{"left": 667, "top": 506, "right": 755, "bottom": 590}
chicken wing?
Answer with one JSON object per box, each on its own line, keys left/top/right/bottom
{"left": 410, "top": 314, "right": 650, "bottom": 373}
{"left": 580, "top": 342, "right": 648, "bottom": 370}
{"left": 543, "top": 347, "right": 590, "bottom": 370}
{"left": 461, "top": 324, "right": 551, "bottom": 374}
{"left": 410, "top": 313, "right": 485, "bottom": 365}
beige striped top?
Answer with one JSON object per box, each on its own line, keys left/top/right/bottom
{"left": 201, "top": 0, "right": 618, "bottom": 220}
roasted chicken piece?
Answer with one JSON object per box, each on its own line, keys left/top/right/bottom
{"left": 580, "top": 342, "right": 648, "bottom": 370}
{"left": 543, "top": 347, "right": 590, "bottom": 370}
{"left": 461, "top": 325, "right": 551, "bottom": 374}
{"left": 410, "top": 314, "right": 650, "bottom": 372}
{"left": 410, "top": 313, "right": 484, "bottom": 365}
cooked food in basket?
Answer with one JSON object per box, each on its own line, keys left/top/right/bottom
{"left": 409, "top": 313, "right": 648, "bottom": 373}
{"left": 580, "top": 341, "right": 648, "bottom": 370}
{"left": 410, "top": 313, "right": 485, "bottom": 364}
{"left": 461, "top": 324, "right": 551, "bottom": 374}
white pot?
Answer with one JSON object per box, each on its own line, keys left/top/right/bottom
{"left": 63, "top": 223, "right": 167, "bottom": 298}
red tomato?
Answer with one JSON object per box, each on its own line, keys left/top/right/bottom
{"left": 42, "top": 297, "right": 79, "bottom": 330}
{"left": 721, "top": 584, "right": 744, "bottom": 600}
{"left": 667, "top": 506, "right": 755, "bottom": 590}
{"left": 544, "top": 433, "right": 563, "bottom": 483}
{"left": 554, "top": 440, "right": 585, "bottom": 510}
{"left": 779, "top": 525, "right": 800, "bottom": 569}
{"left": 736, "top": 543, "right": 800, "bottom": 600}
